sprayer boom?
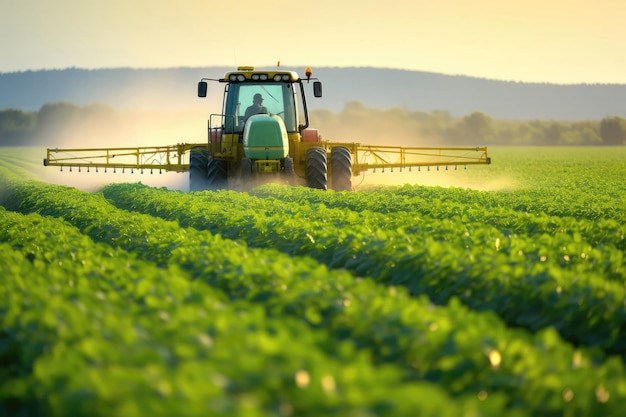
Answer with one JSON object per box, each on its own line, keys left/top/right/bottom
{"left": 43, "top": 66, "right": 491, "bottom": 191}
{"left": 43, "top": 143, "right": 205, "bottom": 173}
{"left": 43, "top": 142, "right": 489, "bottom": 174}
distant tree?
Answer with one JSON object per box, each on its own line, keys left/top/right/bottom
{"left": 456, "top": 112, "right": 494, "bottom": 143}
{"left": 0, "top": 109, "right": 36, "bottom": 145}
{"left": 342, "top": 100, "right": 367, "bottom": 120}
{"left": 545, "top": 123, "right": 563, "bottom": 145}
{"left": 0, "top": 109, "right": 36, "bottom": 133}
{"left": 508, "top": 123, "right": 537, "bottom": 145}
{"left": 599, "top": 116, "right": 626, "bottom": 145}
{"left": 36, "top": 102, "right": 81, "bottom": 134}
{"left": 408, "top": 110, "right": 452, "bottom": 143}
{"left": 581, "top": 128, "right": 603, "bottom": 146}
{"left": 492, "top": 124, "right": 517, "bottom": 145}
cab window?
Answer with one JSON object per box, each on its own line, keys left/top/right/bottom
{"left": 225, "top": 83, "right": 297, "bottom": 132}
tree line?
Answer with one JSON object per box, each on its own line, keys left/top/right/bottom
{"left": 0, "top": 103, "right": 117, "bottom": 146}
{"left": 1, "top": 101, "right": 625, "bottom": 147}
{"left": 310, "top": 101, "right": 626, "bottom": 146}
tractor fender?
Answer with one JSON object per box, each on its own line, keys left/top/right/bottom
{"left": 302, "top": 128, "right": 320, "bottom": 143}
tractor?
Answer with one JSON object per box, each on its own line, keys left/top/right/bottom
{"left": 43, "top": 66, "right": 491, "bottom": 191}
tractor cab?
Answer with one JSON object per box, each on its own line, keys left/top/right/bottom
{"left": 198, "top": 67, "right": 322, "bottom": 136}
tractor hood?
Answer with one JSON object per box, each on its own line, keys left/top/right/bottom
{"left": 243, "top": 115, "right": 289, "bottom": 160}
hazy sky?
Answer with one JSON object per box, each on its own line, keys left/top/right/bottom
{"left": 1, "top": 0, "right": 625, "bottom": 84}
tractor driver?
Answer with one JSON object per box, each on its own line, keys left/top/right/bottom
{"left": 244, "top": 93, "right": 269, "bottom": 120}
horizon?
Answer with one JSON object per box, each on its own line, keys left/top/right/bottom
{"left": 2, "top": 66, "right": 626, "bottom": 123}
{"left": 2, "top": 65, "right": 625, "bottom": 87}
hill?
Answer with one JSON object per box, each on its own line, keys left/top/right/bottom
{"left": 2, "top": 67, "right": 626, "bottom": 120}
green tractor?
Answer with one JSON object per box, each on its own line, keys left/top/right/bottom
{"left": 194, "top": 66, "right": 353, "bottom": 191}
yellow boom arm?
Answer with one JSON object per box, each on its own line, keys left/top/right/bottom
{"left": 43, "top": 143, "right": 206, "bottom": 173}
{"left": 326, "top": 143, "right": 490, "bottom": 174}
{"left": 43, "top": 143, "right": 490, "bottom": 173}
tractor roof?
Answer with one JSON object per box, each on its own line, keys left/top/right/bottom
{"left": 222, "top": 67, "right": 301, "bottom": 83}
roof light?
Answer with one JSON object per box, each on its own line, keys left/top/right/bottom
{"left": 282, "top": 74, "right": 290, "bottom": 81}
{"left": 228, "top": 73, "right": 247, "bottom": 82}
{"left": 273, "top": 74, "right": 282, "bottom": 82}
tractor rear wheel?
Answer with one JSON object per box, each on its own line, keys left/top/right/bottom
{"left": 207, "top": 158, "right": 228, "bottom": 190}
{"left": 189, "top": 147, "right": 209, "bottom": 192}
{"left": 305, "top": 147, "right": 327, "bottom": 190}
{"left": 330, "top": 146, "right": 352, "bottom": 191}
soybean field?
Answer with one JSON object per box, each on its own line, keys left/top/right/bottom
{"left": 1, "top": 146, "right": 625, "bottom": 417}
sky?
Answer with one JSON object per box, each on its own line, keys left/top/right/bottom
{"left": 1, "top": 0, "right": 625, "bottom": 84}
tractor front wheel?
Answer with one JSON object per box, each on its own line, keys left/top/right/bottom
{"left": 283, "top": 157, "right": 295, "bottom": 184}
{"left": 189, "top": 147, "right": 209, "bottom": 192}
{"left": 283, "top": 157, "right": 294, "bottom": 175}
{"left": 241, "top": 157, "right": 253, "bottom": 178}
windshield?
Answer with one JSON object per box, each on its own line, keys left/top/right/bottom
{"left": 224, "top": 82, "right": 297, "bottom": 133}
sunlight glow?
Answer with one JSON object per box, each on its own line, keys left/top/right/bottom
{"left": 1, "top": 0, "right": 624, "bottom": 83}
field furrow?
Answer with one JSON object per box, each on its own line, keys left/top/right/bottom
{"left": 100, "top": 182, "right": 626, "bottom": 357}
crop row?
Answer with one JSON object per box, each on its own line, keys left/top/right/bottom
{"left": 1, "top": 207, "right": 505, "bottom": 417}
{"left": 3, "top": 169, "right": 626, "bottom": 415}
{"left": 103, "top": 182, "right": 626, "bottom": 277}
{"left": 367, "top": 147, "right": 626, "bottom": 222}
{"left": 99, "top": 182, "right": 626, "bottom": 356}
{"left": 452, "top": 146, "right": 626, "bottom": 222}
{"left": 248, "top": 184, "right": 626, "bottom": 247}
